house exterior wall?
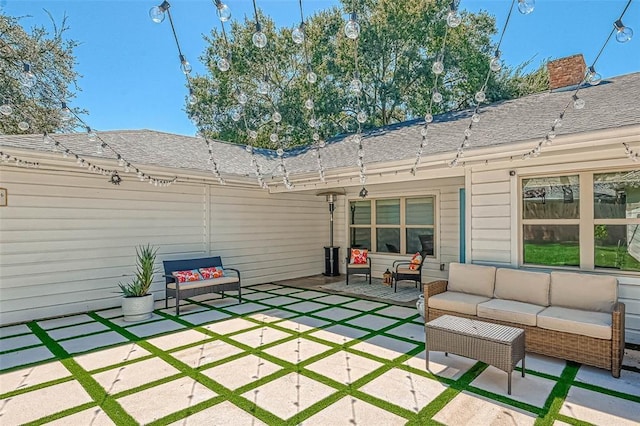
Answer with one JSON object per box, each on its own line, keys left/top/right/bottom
{"left": 0, "top": 167, "right": 327, "bottom": 326}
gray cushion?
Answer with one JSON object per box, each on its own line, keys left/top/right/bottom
{"left": 477, "top": 298, "right": 545, "bottom": 326}
{"left": 494, "top": 268, "right": 550, "bottom": 306}
{"left": 428, "top": 291, "right": 491, "bottom": 316}
{"left": 537, "top": 306, "right": 612, "bottom": 340}
{"left": 550, "top": 271, "right": 617, "bottom": 313}
{"left": 447, "top": 263, "right": 496, "bottom": 298}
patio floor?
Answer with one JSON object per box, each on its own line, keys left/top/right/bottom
{"left": 1, "top": 282, "right": 639, "bottom": 425}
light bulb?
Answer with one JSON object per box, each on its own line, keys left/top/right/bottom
{"left": 615, "top": 23, "right": 633, "bottom": 43}
{"left": 217, "top": 56, "right": 230, "bottom": 72}
{"left": 420, "top": 127, "right": 428, "bottom": 136}
{"left": 424, "top": 113, "right": 433, "bottom": 123}
{"left": 292, "top": 25, "right": 305, "bottom": 44}
{"left": 149, "top": 2, "right": 169, "bottom": 23}
{"left": 547, "top": 130, "right": 556, "bottom": 140}
{"left": 464, "top": 128, "right": 472, "bottom": 137}
{"left": 304, "top": 99, "right": 314, "bottom": 110}
{"left": 573, "top": 94, "right": 585, "bottom": 110}
{"left": 306, "top": 71, "right": 317, "bottom": 84}
{"left": 349, "top": 78, "right": 363, "bottom": 93}
{"left": 215, "top": 1, "right": 231, "bottom": 22}
{"left": 472, "top": 113, "right": 480, "bottom": 123}
{"left": 188, "top": 90, "right": 197, "bottom": 105}
{"left": 517, "top": 0, "right": 535, "bottom": 15}
{"left": 432, "top": 61, "right": 444, "bottom": 75}
{"left": 43, "top": 132, "right": 53, "bottom": 144}
{"left": 87, "top": 128, "right": 97, "bottom": 142}
{"left": 231, "top": 110, "right": 241, "bottom": 121}
{"left": 553, "top": 117, "right": 563, "bottom": 128}
{"left": 245, "top": 145, "right": 253, "bottom": 153}
{"left": 237, "top": 92, "right": 248, "bottom": 105}
{"left": 180, "top": 55, "right": 192, "bottom": 74}
{"left": 257, "top": 80, "right": 269, "bottom": 95}
{"left": 352, "top": 133, "right": 362, "bottom": 144}
{"left": 308, "top": 118, "right": 317, "bottom": 128}
{"left": 0, "top": 103, "right": 12, "bottom": 116}
{"left": 357, "top": 111, "right": 367, "bottom": 123}
{"left": 475, "top": 91, "right": 486, "bottom": 103}
{"left": 318, "top": 140, "right": 326, "bottom": 148}
{"left": 248, "top": 130, "right": 257, "bottom": 139}
{"left": 586, "top": 66, "right": 602, "bottom": 86}
{"left": 490, "top": 55, "right": 502, "bottom": 72}
{"left": 18, "top": 121, "right": 29, "bottom": 131}
{"left": 97, "top": 143, "right": 103, "bottom": 154}
{"left": 272, "top": 111, "right": 282, "bottom": 123}
{"left": 277, "top": 148, "right": 284, "bottom": 156}
{"left": 344, "top": 13, "right": 360, "bottom": 39}
{"left": 20, "top": 63, "right": 36, "bottom": 88}
{"left": 252, "top": 31, "right": 267, "bottom": 48}
{"left": 312, "top": 132, "right": 320, "bottom": 141}
{"left": 446, "top": 11, "right": 462, "bottom": 28}
{"left": 432, "top": 91, "right": 443, "bottom": 103}
{"left": 60, "top": 102, "right": 72, "bottom": 121}
{"left": 270, "top": 133, "right": 278, "bottom": 142}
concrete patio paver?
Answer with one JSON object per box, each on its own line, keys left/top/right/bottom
{"left": 0, "top": 323, "right": 31, "bottom": 337}
{"left": 560, "top": 386, "right": 640, "bottom": 425}
{"left": 406, "top": 351, "right": 476, "bottom": 380}
{"left": 351, "top": 335, "right": 419, "bottom": 360}
{"left": 230, "top": 326, "right": 293, "bottom": 348}
{"left": 74, "top": 343, "right": 151, "bottom": 371}
{"left": 346, "top": 313, "right": 398, "bottom": 330}
{"left": 57, "top": 330, "right": 130, "bottom": 354}
{"left": 92, "top": 356, "right": 180, "bottom": 394}
{"left": 0, "top": 345, "right": 54, "bottom": 370}
{"left": 147, "top": 329, "right": 212, "bottom": 350}
{"left": 433, "top": 391, "right": 538, "bottom": 425}
{"left": 202, "top": 317, "right": 258, "bottom": 335}
{"left": 170, "top": 339, "right": 245, "bottom": 369}
{"left": 45, "top": 407, "right": 116, "bottom": 426}
{"left": 301, "top": 396, "right": 406, "bottom": 425}
{"left": 305, "top": 350, "right": 384, "bottom": 385}
{"left": 167, "top": 401, "right": 268, "bottom": 426}
{"left": 308, "top": 324, "right": 370, "bottom": 344}
{"left": 0, "top": 360, "right": 71, "bottom": 394}
{"left": 470, "top": 365, "right": 556, "bottom": 408}
{"left": 201, "top": 354, "right": 282, "bottom": 389}
{"left": 263, "top": 337, "right": 333, "bottom": 364}
{"left": 38, "top": 314, "right": 94, "bottom": 330}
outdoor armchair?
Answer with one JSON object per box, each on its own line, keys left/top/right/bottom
{"left": 346, "top": 247, "right": 372, "bottom": 285}
{"left": 392, "top": 250, "right": 428, "bottom": 292}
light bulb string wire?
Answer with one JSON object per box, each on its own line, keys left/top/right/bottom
{"left": 0, "top": 151, "right": 40, "bottom": 168}
{"left": 252, "top": 0, "right": 261, "bottom": 28}
{"left": 346, "top": 6, "right": 366, "bottom": 185}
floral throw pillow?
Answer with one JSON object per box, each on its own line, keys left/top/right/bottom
{"left": 409, "top": 252, "right": 423, "bottom": 270}
{"left": 172, "top": 269, "right": 202, "bottom": 283}
{"left": 199, "top": 267, "right": 224, "bottom": 279}
{"left": 350, "top": 248, "right": 368, "bottom": 265}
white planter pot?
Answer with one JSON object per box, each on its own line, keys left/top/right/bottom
{"left": 122, "top": 293, "right": 154, "bottom": 322}
{"left": 416, "top": 294, "right": 425, "bottom": 319}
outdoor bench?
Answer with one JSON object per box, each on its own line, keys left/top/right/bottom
{"left": 424, "top": 262, "right": 625, "bottom": 377}
{"left": 163, "top": 256, "right": 241, "bottom": 315}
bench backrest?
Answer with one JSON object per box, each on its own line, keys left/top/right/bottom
{"left": 163, "top": 256, "right": 224, "bottom": 284}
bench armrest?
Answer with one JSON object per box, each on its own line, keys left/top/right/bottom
{"left": 163, "top": 274, "right": 177, "bottom": 282}
{"left": 424, "top": 280, "right": 448, "bottom": 299}
{"left": 224, "top": 268, "right": 241, "bottom": 279}
{"left": 612, "top": 301, "right": 625, "bottom": 378}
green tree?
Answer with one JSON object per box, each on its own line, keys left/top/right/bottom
{"left": 189, "top": 0, "right": 549, "bottom": 149}
{"left": 0, "top": 12, "right": 82, "bottom": 134}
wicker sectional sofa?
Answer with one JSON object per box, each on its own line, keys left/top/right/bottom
{"left": 424, "top": 263, "right": 625, "bottom": 377}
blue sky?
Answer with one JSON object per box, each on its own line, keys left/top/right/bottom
{"left": 3, "top": 0, "right": 639, "bottom": 136}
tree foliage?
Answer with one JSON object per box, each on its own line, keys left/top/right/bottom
{"left": 188, "top": 0, "right": 549, "bottom": 149}
{"left": 0, "top": 12, "right": 82, "bottom": 135}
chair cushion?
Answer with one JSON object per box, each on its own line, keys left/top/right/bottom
{"left": 494, "top": 268, "right": 550, "bottom": 306}
{"left": 550, "top": 271, "right": 617, "bottom": 313}
{"left": 348, "top": 263, "right": 370, "bottom": 270}
{"left": 172, "top": 269, "right": 202, "bottom": 283}
{"left": 447, "top": 263, "right": 496, "bottom": 298}
{"left": 537, "top": 306, "right": 612, "bottom": 340}
{"left": 477, "top": 299, "right": 545, "bottom": 326}
{"left": 350, "top": 248, "right": 368, "bottom": 264}
{"left": 397, "top": 267, "right": 419, "bottom": 275}
{"left": 409, "top": 252, "right": 422, "bottom": 270}
{"left": 428, "top": 291, "right": 490, "bottom": 316}
{"left": 167, "top": 276, "right": 239, "bottom": 290}
{"left": 199, "top": 267, "right": 224, "bottom": 279}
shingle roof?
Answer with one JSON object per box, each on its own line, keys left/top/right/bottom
{"left": 2, "top": 72, "right": 639, "bottom": 179}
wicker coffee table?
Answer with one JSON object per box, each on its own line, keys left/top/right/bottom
{"left": 425, "top": 315, "right": 525, "bottom": 394}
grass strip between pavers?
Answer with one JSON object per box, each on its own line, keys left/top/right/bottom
{"left": 534, "top": 362, "right": 580, "bottom": 426}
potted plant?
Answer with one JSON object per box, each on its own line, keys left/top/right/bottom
{"left": 119, "top": 244, "right": 158, "bottom": 322}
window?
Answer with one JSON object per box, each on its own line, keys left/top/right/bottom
{"left": 349, "top": 196, "right": 435, "bottom": 255}
{"left": 521, "top": 169, "right": 640, "bottom": 272}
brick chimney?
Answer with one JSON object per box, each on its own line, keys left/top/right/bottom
{"left": 547, "top": 54, "right": 586, "bottom": 90}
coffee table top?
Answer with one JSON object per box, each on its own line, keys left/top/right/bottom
{"left": 426, "top": 315, "right": 524, "bottom": 344}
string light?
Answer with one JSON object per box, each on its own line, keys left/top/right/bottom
{"left": 0, "top": 151, "right": 39, "bottom": 168}
{"left": 19, "top": 63, "right": 36, "bottom": 88}
{"left": 517, "top": 0, "right": 535, "bottom": 15}
{"left": 213, "top": 0, "right": 231, "bottom": 22}
{"left": 614, "top": 19, "right": 633, "bottom": 43}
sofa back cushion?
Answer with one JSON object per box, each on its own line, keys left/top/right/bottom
{"left": 448, "top": 263, "right": 496, "bottom": 297}
{"left": 550, "top": 271, "right": 618, "bottom": 312}
{"left": 494, "top": 268, "right": 550, "bottom": 306}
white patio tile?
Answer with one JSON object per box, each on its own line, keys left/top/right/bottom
{"left": 574, "top": 365, "right": 640, "bottom": 395}
{"left": 359, "top": 367, "right": 447, "bottom": 413}
{"left": 351, "top": 335, "right": 418, "bottom": 360}
{"left": 159, "top": 303, "right": 209, "bottom": 315}
{"left": 263, "top": 337, "right": 333, "bottom": 364}
{"left": 93, "top": 357, "right": 179, "bottom": 394}
{"left": 241, "top": 372, "right": 336, "bottom": 420}
{"left": 125, "top": 320, "right": 186, "bottom": 338}
{"left": 0, "top": 380, "right": 92, "bottom": 425}
{"left": 406, "top": 351, "right": 476, "bottom": 380}
{"left": 276, "top": 316, "right": 330, "bottom": 332}
{"left": 259, "top": 296, "right": 302, "bottom": 307}
{"left": 202, "top": 354, "right": 282, "bottom": 389}
{"left": 38, "top": 314, "right": 94, "bottom": 330}
{"left": 345, "top": 314, "right": 399, "bottom": 330}
{"left": 313, "top": 295, "right": 356, "bottom": 305}
{"left": 58, "top": 331, "right": 129, "bottom": 354}
{"left": 202, "top": 298, "right": 241, "bottom": 308}
{"left": 117, "top": 376, "right": 217, "bottom": 425}
{"left": 342, "top": 299, "right": 387, "bottom": 312}
{"left": 95, "top": 307, "right": 123, "bottom": 319}
{"left": 385, "top": 323, "right": 425, "bottom": 342}
{"left": 560, "top": 386, "right": 640, "bottom": 426}
{"left": 203, "top": 317, "right": 259, "bottom": 335}
{"left": 45, "top": 407, "right": 115, "bottom": 426}
{"left": 251, "top": 284, "right": 283, "bottom": 291}
{"left": 516, "top": 353, "right": 566, "bottom": 377}
{"left": 180, "top": 309, "right": 231, "bottom": 325}
{"left": 0, "top": 333, "right": 43, "bottom": 351}
{"left": 268, "top": 287, "right": 305, "bottom": 295}
{"left": 223, "top": 302, "right": 267, "bottom": 315}
{"left": 289, "top": 290, "right": 327, "bottom": 300}
{"left": 0, "top": 345, "right": 54, "bottom": 370}
{"left": 284, "top": 301, "right": 328, "bottom": 313}
{"left": 433, "top": 391, "right": 537, "bottom": 425}
{"left": 301, "top": 396, "right": 406, "bottom": 425}
{"left": 170, "top": 339, "right": 244, "bottom": 369}
{"left": 230, "top": 326, "right": 293, "bottom": 348}
{"left": 248, "top": 309, "right": 298, "bottom": 323}
{"left": 242, "top": 292, "right": 279, "bottom": 301}
{"left": 240, "top": 287, "right": 256, "bottom": 294}
{"left": 0, "top": 361, "right": 70, "bottom": 394}
{"left": 0, "top": 323, "right": 31, "bottom": 338}
{"left": 375, "top": 305, "right": 418, "bottom": 319}
{"left": 147, "top": 329, "right": 211, "bottom": 350}
{"left": 74, "top": 343, "right": 151, "bottom": 371}
{"left": 168, "top": 401, "right": 267, "bottom": 426}
{"left": 311, "top": 307, "right": 361, "bottom": 322}
{"left": 305, "top": 351, "right": 383, "bottom": 385}
{"left": 309, "top": 324, "right": 370, "bottom": 345}
{"left": 470, "top": 365, "right": 556, "bottom": 408}
{"left": 47, "top": 322, "right": 110, "bottom": 340}
{"left": 110, "top": 313, "right": 164, "bottom": 327}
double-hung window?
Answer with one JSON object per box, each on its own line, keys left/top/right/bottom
{"left": 349, "top": 196, "right": 435, "bottom": 255}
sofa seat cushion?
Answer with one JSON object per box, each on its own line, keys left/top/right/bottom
{"left": 167, "top": 276, "right": 239, "bottom": 290}
{"left": 447, "top": 263, "right": 496, "bottom": 297}
{"left": 494, "top": 268, "right": 550, "bottom": 306}
{"left": 396, "top": 267, "right": 419, "bottom": 275}
{"left": 537, "top": 306, "right": 612, "bottom": 340}
{"left": 428, "top": 291, "right": 491, "bottom": 316}
{"left": 550, "top": 271, "right": 617, "bottom": 313}
{"left": 348, "top": 263, "right": 370, "bottom": 269}
{"left": 477, "top": 299, "right": 545, "bottom": 326}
